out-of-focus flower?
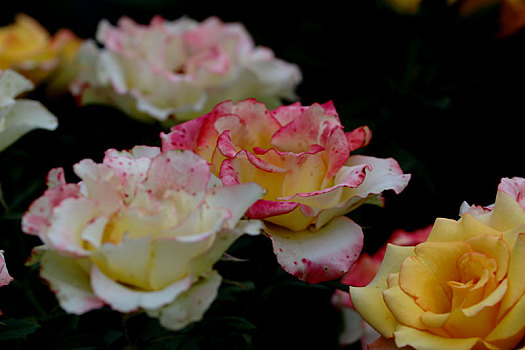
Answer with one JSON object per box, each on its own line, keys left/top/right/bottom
{"left": 70, "top": 16, "right": 302, "bottom": 124}
{"left": 21, "top": 146, "right": 263, "bottom": 330}
{"left": 0, "top": 69, "right": 58, "bottom": 151}
{"left": 0, "top": 14, "right": 82, "bottom": 88}
{"left": 351, "top": 178, "right": 525, "bottom": 349}
{"left": 332, "top": 226, "right": 432, "bottom": 348}
{"left": 383, "top": 0, "right": 525, "bottom": 37}
{"left": 162, "top": 99, "right": 410, "bottom": 283}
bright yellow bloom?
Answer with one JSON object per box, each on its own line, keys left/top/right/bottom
{"left": 351, "top": 187, "right": 525, "bottom": 349}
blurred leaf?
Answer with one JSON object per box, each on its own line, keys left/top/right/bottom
{"left": 0, "top": 317, "right": 41, "bottom": 341}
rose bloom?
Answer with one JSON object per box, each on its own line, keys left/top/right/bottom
{"left": 350, "top": 178, "right": 525, "bottom": 349}
{"left": 332, "top": 226, "right": 432, "bottom": 348}
{"left": 162, "top": 99, "right": 410, "bottom": 283}
{"left": 70, "top": 16, "right": 301, "bottom": 124}
{"left": 21, "top": 146, "right": 263, "bottom": 330}
{"left": 0, "top": 69, "right": 58, "bottom": 151}
{"left": 0, "top": 14, "right": 81, "bottom": 88}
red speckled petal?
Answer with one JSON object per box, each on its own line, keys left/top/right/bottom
{"left": 143, "top": 150, "right": 210, "bottom": 198}
{"left": 265, "top": 216, "right": 363, "bottom": 283}
{"left": 346, "top": 125, "right": 372, "bottom": 152}
{"left": 498, "top": 177, "right": 525, "bottom": 211}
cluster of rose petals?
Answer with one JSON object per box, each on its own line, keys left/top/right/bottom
{"left": 331, "top": 225, "right": 432, "bottom": 348}
{"left": 0, "top": 69, "right": 58, "bottom": 151}
{"left": 70, "top": 16, "right": 301, "bottom": 124}
{"left": 21, "top": 146, "right": 263, "bottom": 330}
{"left": 161, "top": 98, "right": 410, "bottom": 283}
{"left": 0, "top": 14, "right": 81, "bottom": 87}
{"left": 351, "top": 177, "right": 525, "bottom": 350}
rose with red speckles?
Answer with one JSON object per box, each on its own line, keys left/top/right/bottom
{"left": 161, "top": 99, "right": 410, "bottom": 283}
{"left": 70, "top": 16, "right": 301, "bottom": 124}
{"left": 21, "top": 146, "right": 263, "bottom": 330}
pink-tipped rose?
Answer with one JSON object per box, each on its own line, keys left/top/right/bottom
{"left": 70, "top": 16, "right": 301, "bottom": 124}
{"left": 22, "top": 146, "right": 263, "bottom": 330}
{"left": 162, "top": 99, "right": 410, "bottom": 283}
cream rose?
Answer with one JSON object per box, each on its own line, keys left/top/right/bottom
{"left": 22, "top": 146, "right": 263, "bottom": 330}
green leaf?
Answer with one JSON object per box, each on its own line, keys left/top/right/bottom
{"left": 0, "top": 318, "right": 41, "bottom": 341}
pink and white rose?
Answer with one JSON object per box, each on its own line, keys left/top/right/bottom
{"left": 22, "top": 146, "right": 263, "bottom": 330}
{"left": 161, "top": 99, "right": 410, "bottom": 283}
{"left": 0, "top": 69, "right": 58, "bottom": 151}
{"left": 70, "top": 16, "right": 301, "bottom": 124}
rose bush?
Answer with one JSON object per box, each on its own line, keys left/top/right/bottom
{"left": 332, "top": 226, "right": 432, "bottom": 348}
{"left": 350, "top": 178, "right": 525, "bottom": 349}
{"left": 70, "top": 16, "right": 301, "bottom": 124}
{"left": 0, "top": 14, "right": 81, "bottom": 88}
{"left": 0, "top": 69, "right": 58, "bottom": 152}
{"left": 21, "top": 146, "right": 264, "bottom": 330}
{"left": 162, "top": 99, "right": 410, "bottom": 283}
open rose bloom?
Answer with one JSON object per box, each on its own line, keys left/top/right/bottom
{"left": 70, "top": 16, "right": 301, "bottom": 124}
{"left": 0, "top": 14, "right": 81, "bottom": 88}
{"left": 0, "top": 69, "right": 58, "bottom": 151}
{"left": 350, "top": 177, "right": 525, "bottom": 349}
{"left": 162, "top": 99, "right": 410, "bottom": 283}
{"left": 21, "top": 146, "right": 263, "bottom": 330}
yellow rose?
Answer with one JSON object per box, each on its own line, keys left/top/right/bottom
{"left": 0, "top": 14, "right": 81, "bottom": 87}
{"left": 351, "top": 183, "right": 525, "bottom": 349}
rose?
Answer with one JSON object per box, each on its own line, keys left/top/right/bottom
{"left": 350, "top": 178, "right": 525, "bottom": 349}
{"left": 332, "top": 226, "right": 432, "bottom": 348}
{"left": 0, "top": 14, "right": 81, "bottom": 87}
{"left": 70, "top": 16, "right": 301, "bottom": 124}
{"left": 0, "top": 69, "right": 58, "bottom": 151}
{"left": 161, "top": 99, "right": 410, "bottom": 283}
{"left": 22, "top": 146, "right": 263, "bottom": 330}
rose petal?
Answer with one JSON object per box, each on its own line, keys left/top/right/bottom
{"left": 147, "top": 270, "right": 221, "bottom": 331}
{"left": 350, "top": 244, "right": 416, "bottom": 338}
{"left": 40, "top": 251, "right": 104, "bottom": 314}
{"left": 0, "top": 251, "right": 13, "bottom": 286}
{"left": 393, "top": 325, "right": 498, "bottom": 350}
{"left": 90, "top": 264, "right": 192, "bottom": 313}
{"left": 265, "top": 216, "right": 363, "bottom": 283}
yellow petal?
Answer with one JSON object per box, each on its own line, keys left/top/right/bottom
{"left": 489, "top": 191, "right": 525, "bottom": 232}
{"left": 351, "top": 245, "right": 415, "bottom": 337}
{"left": 394, "top": 325, "right": 499, "bottom": 350}
{"left": 486, "top": 293, "right": 525, "bottom": 349}
{"left": 398, "top": 255, "right": 451, "bottom": 313}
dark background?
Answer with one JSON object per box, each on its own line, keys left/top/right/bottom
{"left": 1, "top": 0, "right": 525, "bottom": 348}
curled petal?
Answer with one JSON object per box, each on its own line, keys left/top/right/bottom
{"left": 265, "top": 216, "right": 363, "bottom": 283}
{"left": 0, "top": 251, "right": 13, "bottom": 286}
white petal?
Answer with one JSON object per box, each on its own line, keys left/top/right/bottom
{"left": 40, "top": 251, "right": 104, "bottom": 314}
{"left": 147, "top": 270, "right": 221, "bottom": 331}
